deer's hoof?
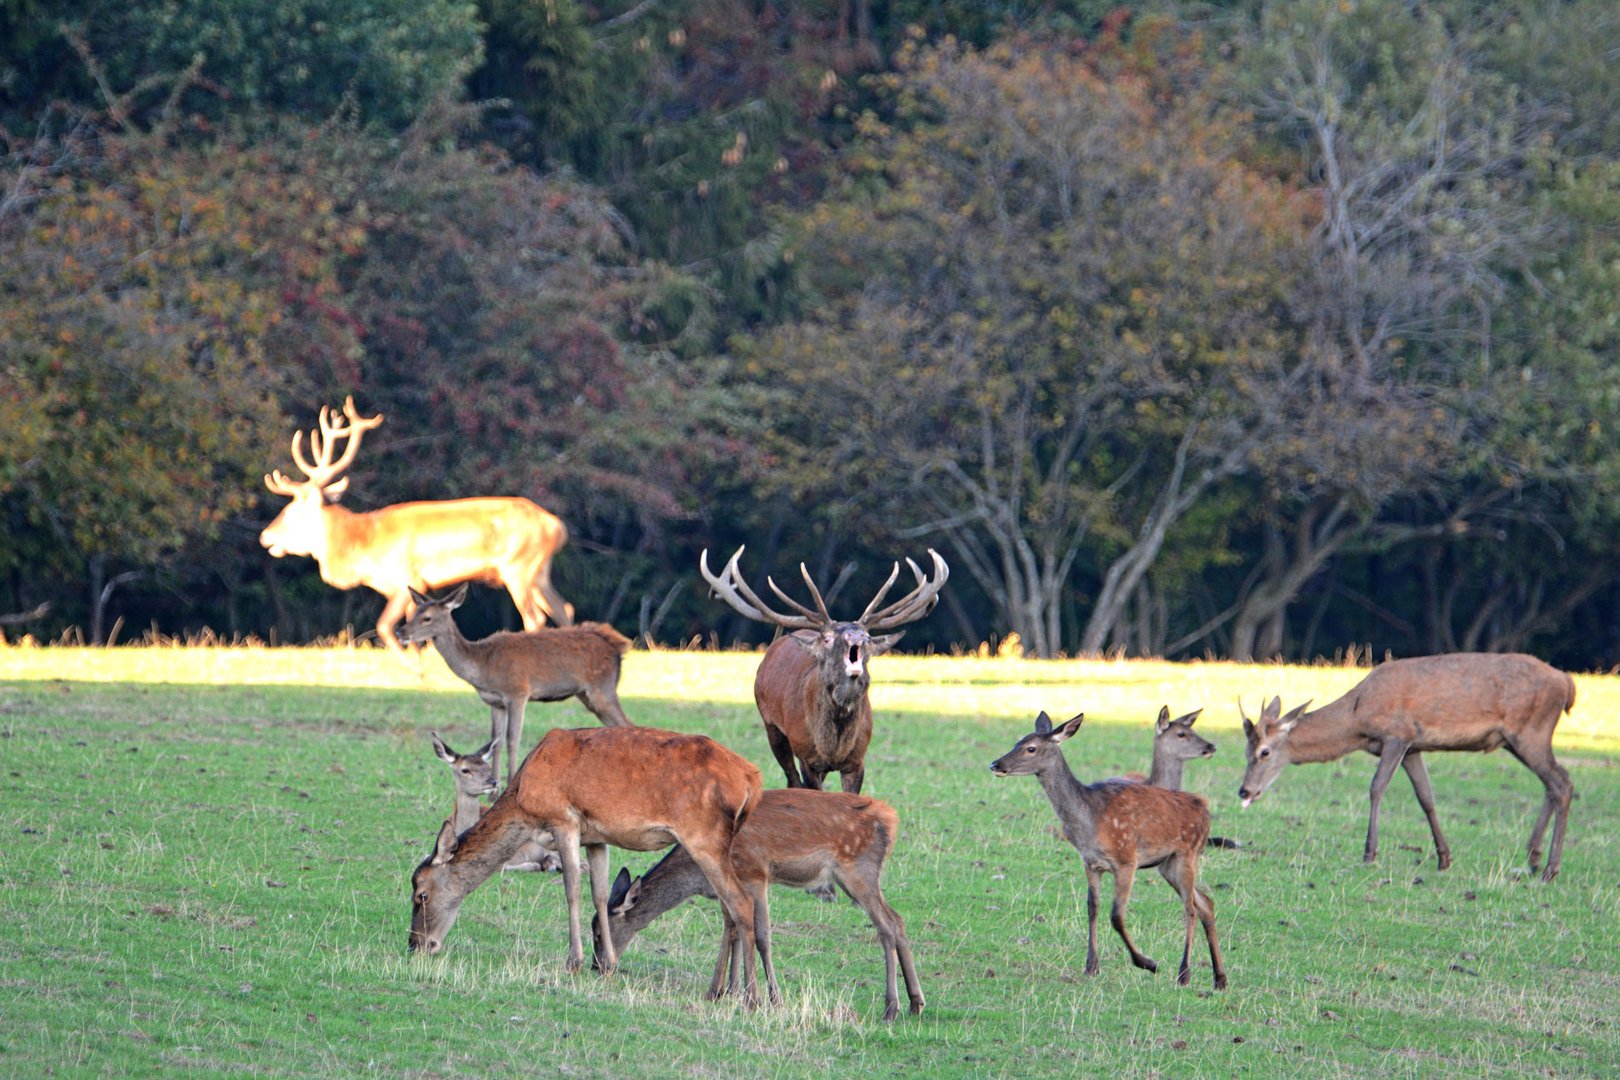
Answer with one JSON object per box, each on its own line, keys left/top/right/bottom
{"left": 1436, "top": 852, "right": 1452, "bottom": 871}
{"left": 1134, "top": 956, "right": 1158, "bottom": 974}
{"left": 1177, "top": 969, "right": 1191, "bottom": 986}
{"left": 1214, "top": 973, "right": 1229, "bottom": 991}
{"left": 1540, "top": 865, "right": 1560, "bottom": 883}
{"left": 910, "top": 997, "right": 925, "bottom": 1016}
{"left": 883, "top": 1004, "right": 900, "bottom": 1023}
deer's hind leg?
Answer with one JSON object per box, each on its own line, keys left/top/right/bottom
{"left": 1506, "top": 736, "right": 1573, "bottom": 882}
{"left": 1400, "top": 751, "right": 1452, "bottom": 871}
{"left": 1156, "top": 855, "right": 1198, "bottom": 986}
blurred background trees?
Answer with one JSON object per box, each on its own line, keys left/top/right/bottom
{"left": 2, "top": 0, "right": 1617, "bottom": 667}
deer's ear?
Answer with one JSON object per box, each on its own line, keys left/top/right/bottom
{"left": 445, "top": 583, "right": 470, "bottom": 609}
{"left": 322, "top": 476, "right": 350, "bottom": 502}
{"left": 1279, "top": 701, "right": 1311, "bottom": 733}
{"left": 430, "top": 731, "right": 455, "bottom": 764}
{"left": 1155, "top": 705, "right": 1171, "bottom": 734}
{"left": 474, "top": 738, "right": 496, "bottom": 764}
{"left": 1052, "top": 713, "right": 1084, "bottom": 742}
{"left": 409, "top": 586, "right": 432, "bottom": 607}
{"left": 868, "top": 630, "right": 905, "bottom": 657}
{"left": 1033, "top": 711, "right": 1053, "bottom": 735}
{"left": 608, "top": 867, "right": 633, "bottom": 910}
{"left": 1261, "top": 696, "right": 1282, "bottom": 722}
{"left": 431, "top": 819, "right": 458, "bottom": 865}
{"left": 1242, "top": 715, "right": 1256, "bottom": 741}
{"left": 788, "top": 629, "right": 828, "bottom": 655}
{"left": 1177, "top": 708, "right": 1203, "bottom": 728}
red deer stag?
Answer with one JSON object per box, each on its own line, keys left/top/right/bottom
{"left": 409, "top": 726, "right": 766, "bottom": 1002}
{"left": 261, "top": 397, "right": 572, "bottom": 655}
{"left": 429, "top": 732, "right": 559, "bottom": 872}
{"left": 991, "top": 712, "right": 1227, "bottom": 990}
{"left": 403, "top": 584, "right": 632, "bottom": 784}
{"left": 699, "top": 547, "right": 948, "bottom": 793}
{"left": 1238, "top": 652, "right": 1576, "bottom": 881}
{"left": 591, "top": 788, "right": 925, "bottom": 1022}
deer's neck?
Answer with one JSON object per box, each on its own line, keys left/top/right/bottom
{"left": 1146, "top": 752, "right": 1185, "bottom": 790}
{"left": 445, "top": 801, "right": 536, "bottom": 892}
{"left": 1283, "top": 697, "right": 1367, "bottom": 764}
{"left": 1033, "top": 756, "right": 1103, "bottom": 840}
{"left": 451, "top": 791, "right": 484, "bottom": 835}
{"left": 430, "top": 627, "right": 495, "bottom": 687}
{"left": 312, "top": 504, "right": 368, "bottom": 588}
{"left": 613, "top": 847, "right": 709, "bottom": 947}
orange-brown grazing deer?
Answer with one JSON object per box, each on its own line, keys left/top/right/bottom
{"left": 409, "top": 726, "right": 766, "bottom": 1000}
{"left": 402, "top": 585, "right": 633, "bottom": 784}
{"left": 261, "top": 397, "right": 572, "bottom": 655}
{"left": 1237, "top": 652, "right": 1576, "bottom": 881}
{"left": 591, "top": 788, "right": 925, "bottom": 1022}
{"left": 429, "top": 732, "right": 559, "bottom": 872}
{"left": 991, "top": 712, "right": 1227, "bottom": 990}
{"left": 699, "top": 547, "right": 948, "bottom": 793}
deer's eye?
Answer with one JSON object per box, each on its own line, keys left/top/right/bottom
{"left": 1259, "top": 747, "right": 1271, "bottom": 759}
{"left": 1176, "top": 732, "right": 1186, "bottom": 739}
{"left": 416, "top": 891, "right": 429, "bottom": 904}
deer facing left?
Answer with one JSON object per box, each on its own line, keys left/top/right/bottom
{"left": 260, "top": 396, "right": 573, "bottom": 656}
{"left": 402, "top": 584, "right": 633, "bottom": 784}
{"left": 991, "top": 711, "right": 1227, "bottom": 990}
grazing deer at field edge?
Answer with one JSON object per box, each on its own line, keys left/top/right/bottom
{"left": 430, "top": 731, "right": 559, "bottom": 872}
{"left": 409, "top": 725, "right": 766, "bottom": 1001}
{"left": 261, "top": 397, "right": 573, "bottom": 656}
{"left": 403, "top": 584, "right": 633, "bottom": 784}
{"left": 591, "top": 788, "right": 925, "bottom": 1022}
{"left": 1238, "top": 651, "right": 1576, "bottom": 881}
{"left": 700, "top": 546, "right": 948, "bottom": 793}
{"left": 991, "top": 711, "right": 1227, "bottom": 989}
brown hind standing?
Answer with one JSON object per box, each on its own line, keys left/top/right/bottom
{"left": 1237, "top": 652, "right": 1576, "bottom": 881}
{"left": 401, "top": 583, "right": 633, "bottom": 784}
{"left": 409, "top": 726, "right": 766, "bottom": 1001}
{"left": 591, "top": 788, "right": 925, "bottom": 1022}
{"left": 699, "top": 547, "right": 948, "bottom": 793}
{"left": 429, "top": 731, "right": 558, "bottom": 872}
{"left": 991, "top": 711, "right": 1227, "bottom": 990}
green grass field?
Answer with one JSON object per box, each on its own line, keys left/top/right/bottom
{"left": 1, "top": 645, "right": 1616, "bottom": 1077}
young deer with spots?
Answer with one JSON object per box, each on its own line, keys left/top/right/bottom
{"left": 1238, "top": 652, "right": 1576, "bottom": 881}
{"left": 401, "top": 584, "right": 633, "bottom": 784}
{"left": 991, "top": 711, "right": 1227, "bottom": 989}
{"left": 591, "top": 788, "right": 924, "bottom": 1021}
{"left": 409, "top": 726, "right": 764, "bottom": 1001}
{"left": 429, "top": 732, "right": 558, "bottom": 872}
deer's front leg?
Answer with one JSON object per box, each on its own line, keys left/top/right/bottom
{"left": 586, "top": 843, "right": 615, "bottom": 974}
{"left": 1083, "top": 865, "right": 1102, "bottom": 976}
{"left": 557, "top": 834, "right": 585, "bottom": 974}
{"left": 1364, "top": 741, "right": 1409, "bottom": 864}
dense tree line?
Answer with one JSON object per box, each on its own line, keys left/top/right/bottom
{"left": 2, "top": 0, "right": 1617, "bottom": 668}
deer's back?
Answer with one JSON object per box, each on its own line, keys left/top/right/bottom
{"left": 1087, "top": 781, "right": 1210, "bottom": 867}
{"left": 510, "top": 727, "right": 759, "bottom": 849}
{"left": 471, "top": 623, "right": 628, "bottom": 697}
{"left": 733, "top": 789, "right": 897, "bottom": 887}
{"left": 361, "top": 497, "right": 563, "bottom": 588}
{"left": 1346, "top": 653, "right": 1573, "bottom": 749}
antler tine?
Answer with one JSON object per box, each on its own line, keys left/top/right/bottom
{"left": 263, "top": 469, "right": 302, "bottom": 496}
{"left": 699, "top": 548, "right": 824, "bottom": 631}
{"left": 759, "top": 562, "right": 832, "bottom": 624}
{"left": 862, "top": 549, "right": 949, "bottom": 632}
{"left": 856, "top": 560, "right": 904, "bottom": 624}
{"left": 284, "top": 397, "right": 384, "bottom": 488}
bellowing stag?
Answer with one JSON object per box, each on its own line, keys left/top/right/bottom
{"left": 700, "top": 547, "right": 947, "bottom": 793}
{"left": 260, "top": 397, "right": 572, "bottom": 654}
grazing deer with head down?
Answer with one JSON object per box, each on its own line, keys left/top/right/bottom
{"left": 591, "top": 788, "right": 925, "bottom": 1022}
{"left": 403, "top": 584, "right": 632, "bottom": 784}
{"left": 991, "top": 711, "right": 1227, "bottom": 989}
{"left": 1238, "top": 651, "right": 1576, "bottom": 881}
{"left": 429, "top": 732, "right": 559, "bottom": 872}
{"left": 409, "top": 725, "right": 765, "bottom": 1000}
{"left": 700, "top": 547, "right": 948, "bottom": 794}
{"left": 261, "top": 397, "right": 573, "bottom": 656}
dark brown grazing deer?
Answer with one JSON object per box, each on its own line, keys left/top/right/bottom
{"left": 699, "top": 547, "right": 948, "bottom": 793}
{"left": 1238, "top": 652, "right": 1576, "bottom": 881}
{"left": 261, "top": 397, "right": 572, "bottom": 656}
{"left": 409, "top": 726, "right": 765, "bottom": 1001}
{"left": 402, "top": 584, "right": 633, "bottom": 784}
{"left": 991, "top": 711, "right": 1227, "bottom": 990}
{"left": 590, "top": 788, "right": 925, "bottom": 1022}
{"left": 429, "top": 732, "right": 559, "bottom": 872}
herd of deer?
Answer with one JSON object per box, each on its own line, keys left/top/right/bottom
{"left": 259, "top": 399, "right": 1580, "bottom": 1020}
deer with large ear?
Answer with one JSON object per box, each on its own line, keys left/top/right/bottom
{"left": 1238, "top": 652, "right": 1576, "bottom": 881}
{"left": 700, "top": 547, "right": 947, "bottom": 793}
{"left": 261, "top": 396, "right": 572, "bottom": 656}
{"left": 991, "top": 711, "right": 1227, "bottom": 989}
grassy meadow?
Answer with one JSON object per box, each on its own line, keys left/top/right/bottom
{"left": 1, "top": 643, "right": 1617, "bottom": 1077}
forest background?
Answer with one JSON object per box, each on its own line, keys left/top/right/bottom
{"left": 3, "top": 0, "right": 1618, "bottom": 668}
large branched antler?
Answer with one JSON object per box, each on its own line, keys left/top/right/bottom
{"left": 264, "top": 396, "right": 384, "bottom": 494}
{"left": 700, "top": 547, "right": 948, "bottom": 633}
